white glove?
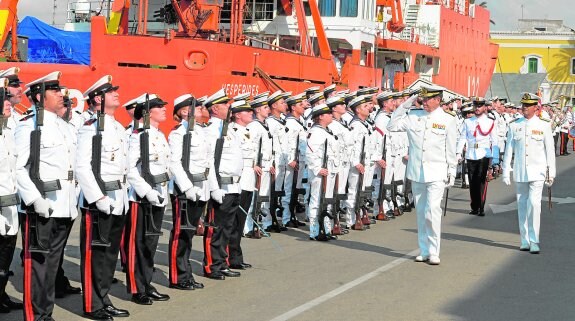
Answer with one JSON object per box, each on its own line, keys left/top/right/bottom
{"left": 210, "top": 189, "right": 226, "bottom": 204}
{"left": 145, "top": 190, "right": 163, "bottom": 206}
{"left": 96, "top": 197, "right": 113, "bottom": 214}
{"left": 503, "top": 176, "right": 511, "bottom": 186}
{"left": 446, "top": 175, "right": 455, "bottom": 188}
{"left": 185, "top": 186, "right": 202, "bottom": 201}
{"left": 545, "top": 178, "right": 554, "bottom": 186}
{"left": 33, "top": 198, "right": 52, "bottom": 218}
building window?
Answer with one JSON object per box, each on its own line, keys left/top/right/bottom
{"left": 318, "top": 0, "right": 336, "bottom": 16}
{"left": 528, "top": 58, "right": 538, "bottom": 73}
{"left": 520, "top": 54, "right": 546, "bottom": 74}
{"left": 340, "top": 0, "right": 358, "bottom": 17}
{"left": 571, "top": 58, "right": 575, "bottom": 75}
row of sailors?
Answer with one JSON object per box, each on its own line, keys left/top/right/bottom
{"left": 0, "top": 67, "right": 421, "bottom": 320}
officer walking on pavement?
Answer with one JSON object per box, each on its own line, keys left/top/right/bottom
{"left": 502, "top": 93, "right": 556, "bottom": 254}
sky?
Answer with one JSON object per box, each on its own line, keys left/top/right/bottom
{"left": 14, "top": 0, "right": 575, "bottom": 31}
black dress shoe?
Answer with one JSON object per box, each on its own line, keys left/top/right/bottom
{"left": 229, "top": 264, "right": 246, "bottom": 270}
{"left": 104, "top": 305, "right": 130, "bottom": 317}
{"left": 146, "top": 290, "right": 170, "bottom": 301}
{"left": 83, "top": 308, "right": 113, "bottom": 321}
{"left": 55, "top": 284, "right": 82, "bottom": 298}
{"left": 1, "top": 296, "right": 23, "bottom": 310}
{"left": 220, "top": 269, "right": 241, "bottom": 277}
{"left": 204, "top": 272, "right": 225, "bottom": 280}
{"left": 131, "top": 293, "right": 153, "bottom": 305}
{"left": 188, "top": 280, "right": 204, "bottom": 289}
{"left": 469, "top": 209, "right": 479, "bottom": 215}
{"left": 240, "top": 262, "right": 252, "bottom": 269}
{"left": 111, "top": 277, "right": 119, "bottom": 284}
{"left": 478, "top": 210, "right": 485, "bottom": 217}
{"left": 169, "top": 282, "right": 194, "bottom": 290}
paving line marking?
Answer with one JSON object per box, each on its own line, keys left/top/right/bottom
{"left": 270, "top": 249, "right": 420, "bottom": 321}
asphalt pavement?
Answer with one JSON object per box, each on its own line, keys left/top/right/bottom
{"left": 5, "top": 154, "right": 575, "bottom": 321}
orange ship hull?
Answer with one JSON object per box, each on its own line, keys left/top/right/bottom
{"left": 0, "top": 17, "right": 380, "bottom": 133}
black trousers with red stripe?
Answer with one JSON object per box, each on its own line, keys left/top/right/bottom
{"left": 125, "top": 202, "right": 165, "bottom": 294}
{"left": 203, "top": 193, "right": 239, "bottom": 275}
{"left": 23, "top": 216, "right": 72, "bottom": 321}
{"left": 560, "top": 132, "right": 569, "bottom": 155}
{"left": 168, "top": 195, "right": 205, "bottom": 285}
{"left": 229, "top": 190, "right": 253, "bottom": 266}
{"left": 80, "top": 209, "right": 126, "bottom": 313}
{"left": 467, "top": 157, "right": 490, "bottom": 212}
{"left": 0, "top": 234, "right": 17, "bottom": 301}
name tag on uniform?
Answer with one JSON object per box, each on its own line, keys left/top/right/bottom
{"left": 432, "top": 123, "right": 445, "bottom": 130}
{"left": 531, "top": 130, "right": 543, "bottom": 135}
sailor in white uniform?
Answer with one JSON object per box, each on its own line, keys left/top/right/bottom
{"left": 387, "top": 86, "right": 457, "bottom": 265}
{"left": 502, "top": 93, "right": 556, "bottom": 254}
{"left": 0, "top": 68, "right": 24, "bottom": 131}
{"left": 202, "top": 89, "right": 244, "bottom": 280}
{"left": 306, "top": 104, "right": 338, "bottom": 240}
{"left": 16, "top": 72, "right": 78, "bottom": 320}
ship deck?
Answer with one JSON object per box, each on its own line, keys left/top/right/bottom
{"left": 4, "top": 155, "right": 575, "bottom": 321}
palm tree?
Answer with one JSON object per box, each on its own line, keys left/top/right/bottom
{"left": 470, "top": 0, "right": 495, "bottom": 25}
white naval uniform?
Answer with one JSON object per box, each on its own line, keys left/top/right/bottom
{"left": 344, "top": 116, "right": 375, "bottom": 225}
{"left": 494, "top": 111, "right": 508, "bottom": 154}
{"left": 372, "top": 110, "right": 394, "bottom": 215}
{"left": 265, "top": 115, "right": 289, "bottom": 211}
{"left": 230, "top": 123, "right": 257, "bottom": 193}
{"left": 328, "top": 118, "right": 353, "bottom": 217}
{"left": 0, "top": 127, "right": 18, "bottom": 235}
{"left": 127, "top": 126, "right": 171, "bottom": 206}
{"left": 306, "top": 124, "right": 338, "bottom": 237}
{"left": 168, "top": 120, "right": 214, "bottom": 202}
{"left": 204, "top": 117, "right": 244, "bottom": 194}
{"left": 387, "top": 103, "right": 457, "bottom": 259}
{"left": 248, "top": 120, "right": 275, "bottom": 230}
{"left": 16, "top": 110, "right": 78, "bottom": 219}
{"left": 282, "top": 115, "right": 308, "bottom": 224}
{"left": 502, "top": 116, "right": 556, "bottom": 248}
{"left": 456, "top": 114, "right": 499, "bottom": 161}
{"left": 76, "top": 114, "right": 129, "bottom": 214}
{"left": 6, "top": 106, "right": 20, "bottom": 131}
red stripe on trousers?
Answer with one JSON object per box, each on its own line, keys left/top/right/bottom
{"left": 204, "top": 208, "right": 215, "bottom": 274}
{"left": 83, "top": 211, "right": 93, "bottom": 312}
{"left": 119, "top": 225, "right": 126, "bottom": 266}
{"left": 226, "top": 245, "right": 230, "bottom": 266}
{"left": 23, "top": 216, "right": 34, "bottom": 321}
{"left": 128, "top": 202, "right": 138, "bottom": 293}
{"left": 170, "top": 199, "right": 181, "bottom": 284}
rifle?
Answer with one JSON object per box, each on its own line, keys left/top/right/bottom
{"left": 547, "top": 166, "right": 552, "bottom": 213}
{"left": 176, "top": 98, "right": 197, "bottom": 231}
{"left": 140, "top": 94, "right": 167, "bottom": 236}
{"left": 443, "top": 187, "right": 449, "bottom": 217}
{"left": 89, "top": 91, "right": 116, "bottom": 247}
{"left": 353, "top": 137, "right": 366, "bottom": 231}
{"left": 27, "top": 83, "right": 61, "bottom": 253}
{"left": 317, "top": 140, "right": 334, "bottom": 240}
{"left": 249, "top": 136, "right": 264, "bottom": 239}
{"left": 268, "top": 146, "right": 284, "bottom": 233}
{"left": 331, "top": 173, "right": 345, "bottom": 235}
{"left": 288, "top": 131, "right": 305, "bottom": 226}
{"left": 376, "top": 134, "right": 391, "bottom": 221}
{"left": 0, "top": 82, "right": 5, "bottom": 135}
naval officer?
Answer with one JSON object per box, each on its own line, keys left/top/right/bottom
{"left": 387, "top": 86, "right": 457, "bottom": 265}
{"left": 502, "top": 93, "right": 556, "bottom": 254}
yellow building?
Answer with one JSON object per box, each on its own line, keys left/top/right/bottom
{"left": 490, "top": 19, "right": 575, "bottom": 103}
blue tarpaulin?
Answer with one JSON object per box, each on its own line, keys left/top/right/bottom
{"left": 18, "top": 16, "right": 90, "bottom": 65}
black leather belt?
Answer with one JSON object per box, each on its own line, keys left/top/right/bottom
{"left": 220, "top": 176, "right": 240, "bottom": 184}
{"left": 0, "top": 193, "right": 19, "bottom": 207}
{"left": 187, "top": 168, "right": 209, "bottom": 182}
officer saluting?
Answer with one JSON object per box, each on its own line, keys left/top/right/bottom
{"left": 16, "top": 72, "right": 78, "bottom": 320}
{"left": 387, "top": 86, "right": 457, "bottom": 265}
{"left": 76, "top": 75, "right": 130, "bottom": 320}
{"left": 502, "top": 93, "right": 556, "bottom": 254}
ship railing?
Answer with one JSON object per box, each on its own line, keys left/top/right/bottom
{"left": 66, "top": 0, "right": 112, "bottom": 23}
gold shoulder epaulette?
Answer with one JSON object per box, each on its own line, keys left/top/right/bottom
{"left": 445, "top": 110, "right": 456, "bottom": 117}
